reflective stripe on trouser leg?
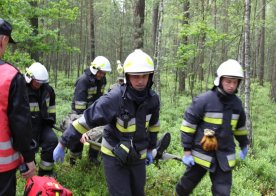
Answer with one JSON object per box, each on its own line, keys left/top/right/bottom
{"left": 68, "top": 140, "right": 84, "bottom": 159}
{"left": 39, "top": 160, "right": 54, "bottom": 171}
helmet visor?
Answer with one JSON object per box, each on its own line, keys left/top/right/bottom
{"left": 34, "top": 79, "right": 48, "bottom": 84}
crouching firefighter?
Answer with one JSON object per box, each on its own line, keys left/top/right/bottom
{"left": 175, "top": 59, "right": 249, "bottom": 196}
{"left": 25, "top": 62, "right": 58, "bottom": 176}
{"left": 69, "top": 56, "right": 111, "bottom": 165}
{"left": 54, "top": 49, "right": 161, "bottom": 196}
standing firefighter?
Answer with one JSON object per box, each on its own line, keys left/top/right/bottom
{"left": 25, "top": 62, "right": 58, "bottom": 176}
{"left": 54, "top": 49, "right": 160, "bottom": 196}
{"left": 175, "top": 59, "right": 249, "bottom": 196}
{"left": 0, "top": 18, "right": 36, "bottom": 195}
{"left": 70, "top": 56, "right": 111, "bottom": 164}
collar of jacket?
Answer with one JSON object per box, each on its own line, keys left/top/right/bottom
{"left": 84, "top": 67, "right": 93, "bottom": 76}
{"left": 125, "top": 85, "right": 157, "bottom": 105}
{"left": 215, "top": 87, "right": 236, "bottom": 103}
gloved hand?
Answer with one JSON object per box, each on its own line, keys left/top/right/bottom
{"left": 182, "top": 154, "right": 195, "bottom": 167}
{"left": 146, "top": 150, "right": 153, "bottom": 165}
{"left": 239, "top": 146, "right": 248, "bottom": 160}
{"left": 53, "top": 143, "right": 65, "bottom": 163}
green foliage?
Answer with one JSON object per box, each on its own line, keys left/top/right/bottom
{"left": 0, "top": 0, "right": 79, "bottom": 66}
{"left": 2, "top": 49, "right": 33, "bottom": 70}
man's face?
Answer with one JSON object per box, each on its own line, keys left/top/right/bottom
{"left": 221, "top": 77, "right": 239, "bottom": 94}
{"left": 96, "top": 70, "right": 106, "bottom": 80}
{"left": 128, "top": 74, "right": 149, "bottom": 91}
{"left": 31, "top": 79, "right": 42, "bottom": 90}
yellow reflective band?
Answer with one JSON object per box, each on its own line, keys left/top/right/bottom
{"left": 101, "top": 145, "right": 146, "bottom": 160}
{"left": 145, "top": 121, "right": 149, "bottom": 128}
{"left": 88, "top": 91, "right": 97, "bottom": 96}
{"left": 101, "top": 145, "right": 115, "bottom": 156}
{"left": 39, "top": 163, "right": 54, "bottom": 171}
{"left": 181, "top": 125, "right": 196, "bottom": 134}
{"left": 116, "top": 123, "right": 136, "bottom": 133}
{"left": 228, "top": 159, "right": 236, "bottom": 167}
{"left": 30, "top": 106, "right": 40, "bottom": 112}
{"left": 149, "top": 125, "right": 160, "bottom": 133}
{"left": 120, "top": 144, "right": 130, "bottom": 153}
{"left": 231, "top": 119, "right": 238, "bottom": 130}
{"left": 46, "top": 99, "right": 50, "bottom": 107}
{"left": 47, "top": 106, "right": 56, "bottom": 114}
{"left": 193, "top": 156, "right": 211, "bottom": 168}
{"left": 233, "top": 129, "right": 248, "bottom": 136}
{"left": 72, "top": 120, "right": 89, "bottom": 134}
{"left": 140, "top": 152, "right": 146, "bottom": 159}
{"left": 75, "top": 104, "right": 86, "bottom": 110}
{"left": 203, "top": 117, "right": 222, "bottom": 125}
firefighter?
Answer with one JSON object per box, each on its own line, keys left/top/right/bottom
{"left": 109, "top": 60, "right": 125, "bottom": 90}
{"left": 54, "top": 49, "right": 161, "bottom": 196}
{"left": 25, "top": 62, "right": 58, "bottom": 176}
{"left": 69, "top": 56, "right": 111, "bottom": 165}
{"left": 175, "top": 59, "right": 249, "bottom": 196}
{"left": 0, "top": 18, "right": 36, "bottom": 195}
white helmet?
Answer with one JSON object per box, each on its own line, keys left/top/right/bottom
{"left": 123, "top": 49, "right": 154, "bottom": 75}
{"left": 90, "top": 56, "right": 111, "bottom": 75}
{"left": 25, "top": 62, "right": 49, "bottom": 84}
{"left": 214, "top": 59, "right": 244, "bottom": 86}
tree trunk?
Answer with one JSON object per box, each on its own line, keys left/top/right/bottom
{"left": 152, "top": 0, "right": 159, "bottom": 54}
{"left": 258, "top": 0, "right": 265, "bottom": 86}
{"left": 244, "top": 0, "right": 253, "bottom": 147}
{"left": 153, "top": 0, "right": 164, "bottom": 98}
{"left": 178, "top": 0, "right": 189, "bottom": 93}
{"left": 133, "top": 0, "right": 145, "bottom": 49}
{"left": 30, "top": 1, "right": 39, "bottom": 62}
{"left": 270, "top": 54, "right": 276, "bottom": 102}
{"left": 220, "top": 0, "right": 229, "bottom": 62}
{"left": 86, "top": 0, "right": 95, "bottom": 66}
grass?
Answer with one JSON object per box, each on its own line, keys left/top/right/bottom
{"left": 16, "top": 76, "right": 276, "bottom": 195}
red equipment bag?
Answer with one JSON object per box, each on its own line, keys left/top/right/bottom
{"left": 24, "top": 176, "right": 72, "bottom": 196}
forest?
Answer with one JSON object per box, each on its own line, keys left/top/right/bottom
{"left": 1, "top": 0, "right": 276, "bottom": 195}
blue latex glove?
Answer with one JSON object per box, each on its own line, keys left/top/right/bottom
{"left": 146, "top": 151, "right": 153, "bottom": 165}
{"left": 239, "top": 146, "right": 248, "bottom": 160}
{"left": 53, "top": 143, "right": 65, "bottom": 163}
{"left": 182, "top": 154, "right": 195, "bottom": 167}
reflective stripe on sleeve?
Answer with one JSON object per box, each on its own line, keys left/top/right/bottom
{"left": 180, "top": 120, "right": 196, "bottom": 134}
{"left": 148, "top": 120, "right": 160, "bottom": 133}
{"left": 47, "top": 105, "right": 56, "bottom": 114}
{"left": 233, "top": 126, "right": 248, "bottom": 136}
{"left": 75, "top": 101, "right": 87, "bottom": 110}
{"left": 72, "top": 115, "right": 90, "bottom": 134}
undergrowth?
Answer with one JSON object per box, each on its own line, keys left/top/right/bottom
{"left": 16, "top": 74, "right": 276, "bottom": 195}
